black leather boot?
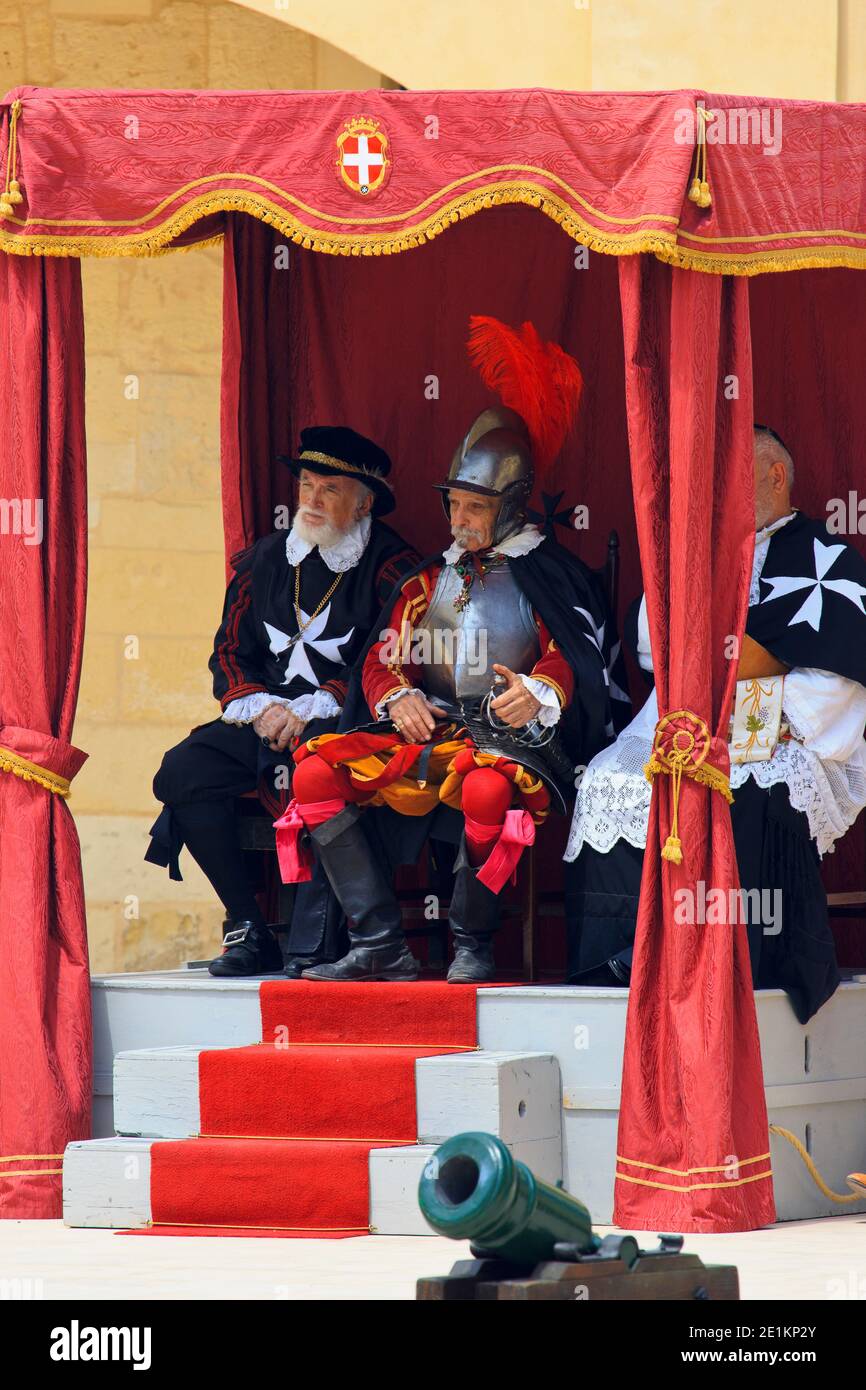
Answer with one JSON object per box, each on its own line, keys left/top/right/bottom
{"left": 446, "top": 839, "right": 500, "bottom": 984}
{"left": 283, "top": 860, "right": 348, "bottom": 979}
{"left": 208, "top": 920, "right": 284, "bottom": 977}
{"left": 300, "top": 805, "right": 418, "bottom": 982}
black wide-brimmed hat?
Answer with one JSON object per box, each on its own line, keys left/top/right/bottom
{"left": 279, "top": 426, "right": 395, "bottom": 516}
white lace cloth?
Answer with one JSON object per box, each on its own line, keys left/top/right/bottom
{"left": 221, "top": 689, "right": 341, "bottom": 727}
{"left": 565, "top": 689, "right": 658, "bottom": 859}
{"left": 565, "top": 684, "right": 866, "bottom": 862}
{"left": 565, "top": 513, "right": 866, "bottom": 862}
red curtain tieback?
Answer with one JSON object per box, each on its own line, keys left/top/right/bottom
{"left": 643, "top": 708, "right": 732, "bottom": 865}
{"left": 0, "top": 725, "right": 88, "bottom": 798}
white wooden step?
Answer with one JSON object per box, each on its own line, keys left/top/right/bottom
{"left": 478, "top": 983, "right": 866, "bottom": 1222}
{"left": 92, "top": 972, "right": 263, "bottom": 1138}
{"left": 114, "top": 1045, "right": 204, "bottom": 1138}
{"left": 63, "top": 1132, "right": 563, "bottom": 1236}
{"left": 416, "top": 1050, "right": 561, "bottom": 1153}
{"left": 112, "top": 1045, "right": 565, "bottom": 1166}
{"left": 63, "top": 1137, "right": 157, "bottom": 1229}
{"left": 369, "top": 1132, "right": 563, "bottom": 1237}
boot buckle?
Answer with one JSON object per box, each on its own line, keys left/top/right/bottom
{"left": 223, "top": 926, "right": 250, "bottom": 947}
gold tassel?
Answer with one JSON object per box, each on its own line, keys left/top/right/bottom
{"left": 661, "top": 760, "right": 685, "bottom": 864}
{"left": 661, "top": 835, "right": 683, "bottom": 865}
{"left": 686, "top": 105, "right": 713, "bottom": 210}
{"left": 0, "top": 98, "right": 23, "bottom": 220}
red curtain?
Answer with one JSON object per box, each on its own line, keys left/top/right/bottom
{"left": 221, "top": 215, "right": 294, "bottom": 567}
{"left": 0, "top": 253, "right": 90, "bottom": 1217}
{"left": 220, "top": 206, "right": 639, "bottom": 591}
{"left": 614, "top": 255, "right": 775, "bottom": 1232}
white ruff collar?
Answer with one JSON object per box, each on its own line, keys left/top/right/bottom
{"left": 285, "top": 514, "right": 372, "bottom": 573}
{"left": 442, "top": 523, "right": 544, "bottom": 566}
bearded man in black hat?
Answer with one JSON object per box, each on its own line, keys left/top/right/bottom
{"left": 145, "top": 427, "right": 418, "bottom": 978}
{"left": 276, "top": 319, "right": 626, "bottom": 983}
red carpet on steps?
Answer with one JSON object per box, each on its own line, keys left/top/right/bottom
{"left": 259, "top": 979, "right": 481, "bottom": 1047}
{"left": 125, "top": 981, "right": 482, "bottom": 1239}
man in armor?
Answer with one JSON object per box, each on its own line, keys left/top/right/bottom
{"left": 276, "top": 318, "right": 621, "bottom": 983}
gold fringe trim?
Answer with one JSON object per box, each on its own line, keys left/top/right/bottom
{"left": 0, "top": 161, "right": 679, "bottom": 232}
{"left": 0, "top": 183, "right": 678, "bottom": 262}
{"left": 0, "top": 746, "right": 71, "bottom": 797}
{"left": 7, "top": 179, "right": 866, "bottom": 274}
{"left": 769, "top": 1125, "right": 866, "bottom": 1205}
{"left": 654, "top": 241, "right": 866, "bottom": 277}
{"left": 644, "top": 752, "right": 734, "bottom": 804}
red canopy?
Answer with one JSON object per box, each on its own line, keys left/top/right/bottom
{"left": 2, "top": 84, "right": 864, "bottom": 1231}
{"left": 3, "top": 85, "right": 866, "bottom": 271}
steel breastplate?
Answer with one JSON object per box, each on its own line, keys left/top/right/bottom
{"left": 415, "top": 560, "right": 541, "bottom": 701}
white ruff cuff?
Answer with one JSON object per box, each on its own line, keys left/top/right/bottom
{"left": 376, "top": 686, "right": 420, "bottom": 720}
{"left": 221, "top": 690, "right": 341, "bottom": 726}
{"left": 520, "top": 675, "right": 562, "bottom": 727}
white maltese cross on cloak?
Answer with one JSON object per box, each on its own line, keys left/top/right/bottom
{"left": 760, "top": 538, "right": 866, "bottom": 632}
{"left": 264, "top": 605, "right": 355, "bottom": 689}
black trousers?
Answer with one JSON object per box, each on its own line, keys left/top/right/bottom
{"left": 564, "top": 778, "right": 840, "bottom": 1024}
{"left": 144, "top": 717, "right": 345, "bottom": 959}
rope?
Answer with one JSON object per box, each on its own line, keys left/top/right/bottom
{"left": 770, "top": 1124, "right": 866, "bottom": 1204}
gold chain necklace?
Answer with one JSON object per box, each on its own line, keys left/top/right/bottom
{"left": 292, "top": 563, "right": 344, "bottom": 644}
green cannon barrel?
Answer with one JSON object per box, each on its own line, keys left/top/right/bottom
{"left": 418, "top": 1131, "right": 599, "bottom": 1264}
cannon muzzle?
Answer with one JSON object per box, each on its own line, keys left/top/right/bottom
{"left": 418, "top": 1131, "right": 598, "bottom": 1264}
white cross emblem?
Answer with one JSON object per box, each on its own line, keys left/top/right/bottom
{"left": 760, "top": 537, "right": 866, "bottom": 631}
{"left": 342, "top": 135, "right": 384, "bottom": 190}
{"left": 336, "top": 116, "right": 390, "bottom": 197}
{"left": 264, "top": 604, "right": 354, "bottom": 689}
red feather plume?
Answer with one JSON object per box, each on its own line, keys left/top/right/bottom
{"left": 466, "top": 315, "right": 584, "bottom": 474}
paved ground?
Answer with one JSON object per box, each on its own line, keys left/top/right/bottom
{"left": 2, "top": 1216, "right": 865, "bottom": 1300}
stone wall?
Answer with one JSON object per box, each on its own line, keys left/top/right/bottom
{"left": 0, "top": 1, "right": 382, "bottom": 972}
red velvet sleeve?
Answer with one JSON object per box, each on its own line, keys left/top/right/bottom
{"left": 362, "top": 567, "right": 437, "bottom": 711}
{"left": 529, "top": 615, "right": 574, "bottom": 710}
